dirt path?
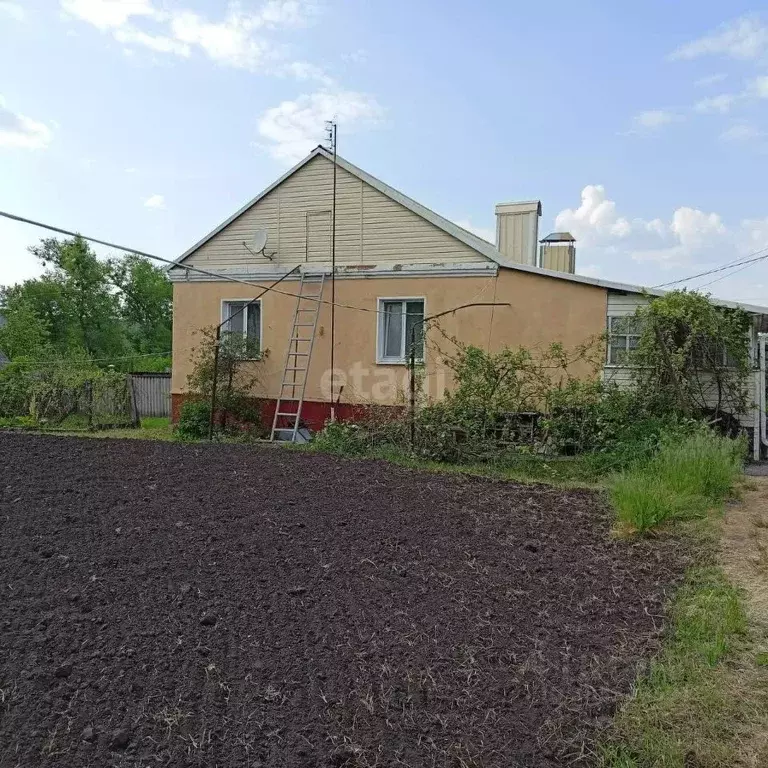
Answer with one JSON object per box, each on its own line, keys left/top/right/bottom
{"left": 720, "top": 475, "right": 768, "bottom": 767}
{"left": 722, "top": 476, "right": 768, "bottom": 630}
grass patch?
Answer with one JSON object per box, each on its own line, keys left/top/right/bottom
{"left": 293, "top": 441, "right": 604, "bottom": 489}
{"left": 28, "top": 416, "right": 175, "bottom": 441}
{"left": 598, "top": 566, "right": 768, "bottom": 768}
{"left": 610, "top": 431, "right": 744, "bottom": 532}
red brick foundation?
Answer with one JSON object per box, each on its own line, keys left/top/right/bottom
{"left": 171, "top": 393, "right": 402, "bottom": 432}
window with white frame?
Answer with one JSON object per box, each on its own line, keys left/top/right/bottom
{"left": 607, "top": 316, "right": 643, "bottom": 365}
{"left": 222, "top": 300, "right": 262, "bottom": 356}
{"left": 378, "top": 299, "right": 425, "bottom": 363}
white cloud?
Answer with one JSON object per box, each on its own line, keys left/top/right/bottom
{"left": 453, "top": 219, "right": 495, "bottom": 244}
{"left": 258, "top": 0, "right": 317, "bottom": 28}
{"left": 257, "top": 89, "right": 384, "bottom": 163}
{"left": 554, "top": 185, "right": 633, "bottom": 244}
{"left": 555, "top": 185, "right": 728, "bottom": 267}
{"left": 670, "top": 207, "right": 726, "bottom": 249}
{"left": 0, "top": 1, "right": 24, "bottom": 21}
{"left": 694, "top": 93, "right": 736, "bottom": 113}
{"left": 144, "top": 194, "right": 165, "bottom": 209}
{"left": 281, "top": 60, "right": 334, "bottom": 86}
{"left": 61, "top": 0, "right": 159, "bottom": 31}
{"left": 720, "top": 122, "right": 764, "bottom": 141}
{"left": 670, "top": 15, "right": 768, "bottom": 61}
{"left": 60, "top": 0, "right": 318, "bottom": 71}
{"left": 747, "top": 75, "right": 768, "bottom": 98}
{"left": 114, "top": 25, "right": 190, "bottom": 55}
{"left": 695, "top": 73, "right": 728, "bottom": 87}
{"left": 631, "top": 109, "right": 681, "bottom": 131}
{"left": 169, "top": 8, "right": 271, "bottom": 69}
{"left": 0, "top": 96, "right": 52, "bottom": 150}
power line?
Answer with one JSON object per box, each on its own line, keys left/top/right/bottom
{"left": 9, "top": 351, "right": 172, "bottom": 367}
{"left": 0, "top": 209, "right": 500, "bottom": 319}
{"left": 693, "top": 259, "right": 760, "bottom": 291}
{"left": 653, "top": 244, "right": 768, "bottom": 289}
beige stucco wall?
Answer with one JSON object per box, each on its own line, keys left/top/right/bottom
{"left": 172, "top": 269, "right": 607, "bottom": 405}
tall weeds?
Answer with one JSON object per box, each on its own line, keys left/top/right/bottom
{"left": 610, "top": 430, "right": 744, "bottom": 532}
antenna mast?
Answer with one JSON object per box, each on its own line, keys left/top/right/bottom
{"left": 325, "top": 120, "right": 338, "bottom": 420}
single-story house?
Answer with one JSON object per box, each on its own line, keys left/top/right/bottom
{"left": 168, "top": 146, "right": 768, "bottom": 457}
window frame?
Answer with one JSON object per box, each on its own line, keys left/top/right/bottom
{"left": 376, "top": 297, "right": 426, "bottom": 365}
{"left": 220, "top": 298, "right": 263, "bottom": 360}
{"left": 606, "top": 315, "right": 643, "bottom": 367}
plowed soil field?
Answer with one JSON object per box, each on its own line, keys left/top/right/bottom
{"left": 0, "top": 434, "right": 689, "bottom": 767}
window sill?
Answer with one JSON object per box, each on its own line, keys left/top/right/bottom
{"left": 376, "top": 358, "right": 424, "bottom": 366}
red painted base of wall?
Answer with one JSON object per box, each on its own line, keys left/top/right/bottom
{"left": 171, "top": 394, "right": 402, "bottom": 433}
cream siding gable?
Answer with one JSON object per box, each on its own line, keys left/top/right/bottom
{"left": 180, "top": 155, "right": 488, "bottom": 270}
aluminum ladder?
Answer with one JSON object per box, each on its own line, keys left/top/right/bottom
{"left": 270, "top": 271, "right": 326, "bottom": 442}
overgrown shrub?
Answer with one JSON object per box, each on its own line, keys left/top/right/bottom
{"left": 631, "top": 290, "right": 751, "bottom": 421}
{"left": 185, "top": 327, "right": 268, "bottom": 436}
{"left": 175, "top": 400, "right": 211, "bottom": 441}
{"left": 0, "top": 352, "right": 135, "bottom": 428}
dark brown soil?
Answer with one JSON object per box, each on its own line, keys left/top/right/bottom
{"left": 0, "top": 434, "right": 690, "bottom": 767}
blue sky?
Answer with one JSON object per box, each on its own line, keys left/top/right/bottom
{"left": 1, "top": 1, "right": 768, "bottom": 303}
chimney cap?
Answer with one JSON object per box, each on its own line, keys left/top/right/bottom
{"left": 540, "top": 231, "right": 575, "bottom": 243}
{"left": 495, "top": 200, "right": 541, "bottom": 216}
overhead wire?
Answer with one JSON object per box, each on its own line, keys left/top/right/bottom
{"left": 0, "top": 210, "right": 504, "bottom": 319}
{"left": 652, "top": 244, "right": 768, "bottom": 289}
{"left": 692, "top": 259, "right": 762, "bottom": 291}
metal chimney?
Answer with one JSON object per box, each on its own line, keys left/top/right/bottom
{"left": 495, "top": 201, "right": 541, "bottom": 266}
{"left": 539, "top": 232, "right": 576, "bottom": 274}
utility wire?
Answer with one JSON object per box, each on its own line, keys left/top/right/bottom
{"left": 9, "top": 351, "right": 172, "bottom": 367}
{"left": 0, "top": 209, "right": 501, "bottom": 319}
{"left": 693, "top": 259, "right": 761, "bottom": 291}
{"left": 653, "top": 244, "right": 768, "bottom": 288}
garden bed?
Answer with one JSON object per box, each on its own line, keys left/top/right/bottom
{"left": 0, "top": 434, "right": 690, "bottom": 767}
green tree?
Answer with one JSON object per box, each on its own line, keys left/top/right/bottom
{"left": 0, "top": 294, "right": 51, "bottom": 360}
{"left": 24, "top": 236, "right": 125, "bottom": 359}
{"left": 110, "top": 254, "right": 172, "bottom": 354}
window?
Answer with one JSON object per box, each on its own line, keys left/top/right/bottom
{"left": 607, "top": 316, "right": 643, "bottom": 365}
{"left": 378, "top": 299, "right": 425, "bottom": 363}
{"left": 222, "top": 300, "right": 261, "bottom": 357}
{"left": 692, "top": 339, "right": 741, "bottom": 369}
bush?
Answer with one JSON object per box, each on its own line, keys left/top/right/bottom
{"left": 610, "top": 429, "right": 745, "bottom": 532}
{"left": 175, "top": 400, "right": 211, "bottom": 441}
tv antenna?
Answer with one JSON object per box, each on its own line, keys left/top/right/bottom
{"left": 324, "top": 119, "right": 338, "bottom": 419}
{"left": 242, "top": 228, "right": 276, "bottom": 261}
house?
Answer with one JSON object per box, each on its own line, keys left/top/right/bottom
{"left": 168, "top": 146, "right": 768, "bottom": 457}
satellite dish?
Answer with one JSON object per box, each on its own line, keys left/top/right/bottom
{"left": 243, "top": 228, "right": 274, "bottom": 260}
{"left": 251, "top": 229, "right": 268, "bottom": 253}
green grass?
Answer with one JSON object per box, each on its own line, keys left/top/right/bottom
{"left": 140, "top": 416, "right": 171, "bottom": 430}
{"left": 598, "top": 567, "right": 768, "bottom": 768}
{"left": 610, "top": 432, "right": 744, "bottom": 532}
{"left": 293, "top": 441, "right": 604, "bottom": 488}
{"left": 23, "top": 416, "right": 176, "bottom": 441}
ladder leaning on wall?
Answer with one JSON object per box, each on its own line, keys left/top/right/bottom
{"left": 270, "top": 271, "right": 326, "bottom": 442}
